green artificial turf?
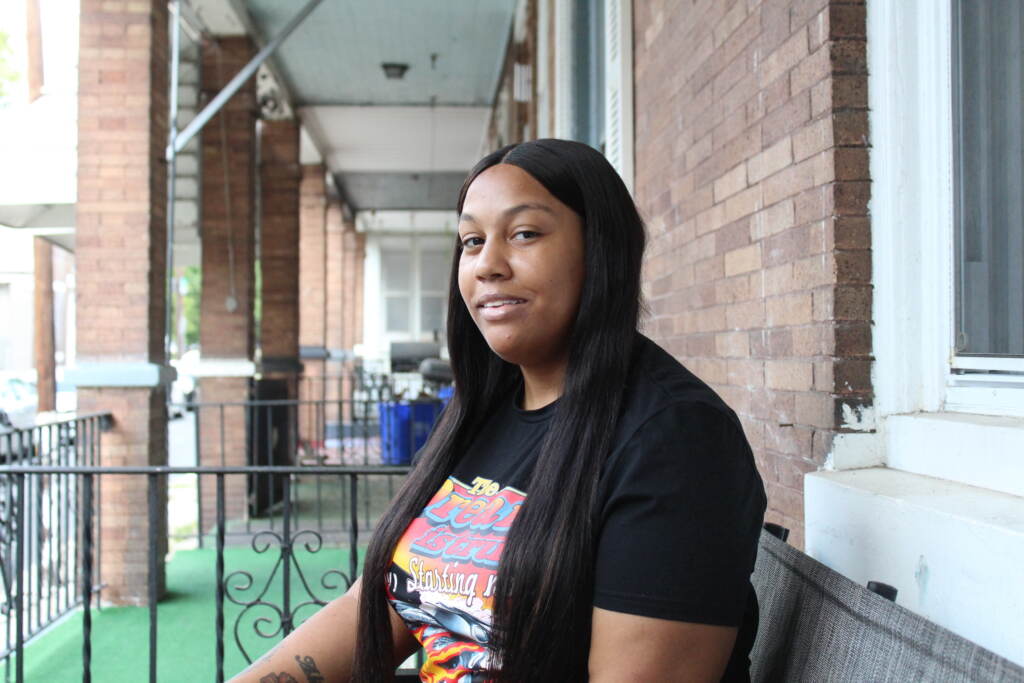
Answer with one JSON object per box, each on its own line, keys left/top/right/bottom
{"left": 15, "top": 543, "right": 362, "bottom": 681}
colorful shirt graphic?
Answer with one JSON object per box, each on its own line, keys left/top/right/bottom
{"left": 387, "top": 475, "right": 525, "bottom": 682}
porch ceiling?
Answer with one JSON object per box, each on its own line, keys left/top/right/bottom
{"left": 246, "top": 0, "right": 517, "bottom": 107}
{"left": 189, "top": 0, "right": 517, "bottom": 211}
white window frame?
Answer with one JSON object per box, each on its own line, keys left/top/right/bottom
{"left": 603, "top": 0, "right": 634, "bottom": 195}
{"left": 872, "top": 0, "right": 1024, "bottom": 419}
{"left": 552, "top": 0, "right": 634, "bottom": 194}
{"left": 869, "top": 0, "right": 1024, "bottom": 495}
{"left": 374, "top": 234, "right": 452, "bottom": 345}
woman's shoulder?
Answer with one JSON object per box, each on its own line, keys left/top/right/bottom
{"left": 617, "top": 334, "right": 741, "bottom": 438}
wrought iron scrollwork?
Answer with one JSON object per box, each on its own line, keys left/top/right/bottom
{"left": 223, "top": 528, "right": 354, "bottom": 664}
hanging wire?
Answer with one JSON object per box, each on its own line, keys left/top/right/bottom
{"left": 214, "top": 43, "right": 239, "bottom": 313}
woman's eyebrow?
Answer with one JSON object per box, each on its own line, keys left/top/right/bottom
{"left": 459, "top": 203, "right": 556, "bottom": 224}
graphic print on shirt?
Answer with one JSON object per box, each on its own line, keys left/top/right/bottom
{"left": 387, "top": 475, "right": 525, "bottom": 683}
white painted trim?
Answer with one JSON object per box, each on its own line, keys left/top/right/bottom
{"left": 604, "top": 0, "right": 634, "bottom": 195}
{"left": 824, "top": 431, "right": 883, "bottom": 470}
{"left": 66, "top": 362, "right": 177, "bottom": 388}
{"left": 944, "top": 385, "right": 1024, "bottom": 417}
{"left": 885, "top": 413, "right": 1024, "bottom": 497}
{"left": 871, "top": 0, "right": 1024, "bottom": 424}
{"left": 869, "top": 0, "right": 955, "bottom": 419}
{"left": 363, "top": 236, "right": 384, "bottom": 359}
{"left": 191, "top": 358, "right": 256, "bottom": 378}
{"left": 552, "top": 0, "right": 575, "bottom": 139}
{"left": 950, "top": 356, "right": 1024, "bottom": 372}
{"left": 536, "top": 0, "right": 552, "bottom": 139}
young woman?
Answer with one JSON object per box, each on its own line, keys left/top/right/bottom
{"left": 233, "top": 139, "right": 766, "bottom": 682}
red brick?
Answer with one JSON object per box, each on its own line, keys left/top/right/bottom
{"left": 834, "top": 321, "right": 872, "bottom": 357}
{"left": 830, "top": 39, "right": 867, "bottom": 74}
{"left": 835, "top": 249, "right": 872, "bottom": 283}
{"left": 829, "top": 5, "right": 866, "bottom": 39}
{"left": 634, "top": 0, "right": 875, "bottom": 545}
{"left": 790, "top": 44, "right": 831, "bottom": 95}
{"left": 747, "top": 136, "right": 793, "bottom": 183}
{"left": 757, "top": 27, "right": 809, "bottom": 88}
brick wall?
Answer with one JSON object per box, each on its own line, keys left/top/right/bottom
{"left": 633, "top": 0, "right": 871, "bottom": 549}
{"left": 259, "top": 119, "right": 301, "bottom": 362}
{"left": 199, "top": 37, "right": 256, "bottom": 359}
{"left": 77, "top": 0, "right": 170, "bottom": 604}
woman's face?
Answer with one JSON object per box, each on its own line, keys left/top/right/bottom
{"left": 457, "top": 163, "right": 585, "bottom": 370}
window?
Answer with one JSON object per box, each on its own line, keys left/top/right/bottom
{"left": 379, "top": 237, "right": 451, "bottom": 342}
{"left": 572, "top": 0, "right": 606, "bottom": 151}
{"left": 867, "top": 0, "right": 1024, "bottom": 487}
{"left": 952, "top": 0, "right": 1024, "bottom": 361}
{"left": 553, "top": 0, "right": 634, "bottom": 192}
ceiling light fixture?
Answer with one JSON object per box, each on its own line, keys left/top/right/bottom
{"left": 381, "top": 62, "right": 410, "bottom": 80}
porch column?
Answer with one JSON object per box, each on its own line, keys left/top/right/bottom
{"left": 324, "top": 201, "right": 346, "bottom": 451}
{"left": 298, "top": 164, "right": 328, "bottom": 449}
{"left": 197, "top": 37, "right": 257, "bottom": 530}
{"left": 74, "top": 0, "right": 170, "bottom": 605}
{"left": 258, "top": 119, "right": 301, "bottom": 374}
{"left": 33, "top": 237, "right": 55, "bottom": 412}
{"left": 324, "top": 205, "right": 366, "bottom": 454}
{"left": 257, "top": 119, "right": 301, "bottom": 473}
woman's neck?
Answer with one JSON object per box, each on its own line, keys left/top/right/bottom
{"left": 519, "top": 360, "right": 568, "bottom": 410}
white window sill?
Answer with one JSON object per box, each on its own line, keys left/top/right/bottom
{"left": 884, "top": 412, "right": 1024, "bottom": 498}
{"left": 805, "top": 467, "right": 1024, "bottom": 667}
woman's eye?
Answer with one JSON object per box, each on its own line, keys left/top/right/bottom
{"left": 461, "top": 236, "right": 484, "bottom": 248}
{"left": 512, "top": 229, "right": 540, "bottom": 241}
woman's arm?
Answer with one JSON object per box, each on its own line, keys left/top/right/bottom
{"left": 228, "top": 577, "right": 421, "bottom": 682}
{"left": 588, "top": 607, "right": 737, "bottom": 682}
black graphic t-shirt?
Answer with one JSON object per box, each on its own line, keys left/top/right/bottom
{"left": 386, "top": 335, "right": 767, "bottom": 682}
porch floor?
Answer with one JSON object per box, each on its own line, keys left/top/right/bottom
{"left": 15, "top": 543, "right": 360, "bottom": 681}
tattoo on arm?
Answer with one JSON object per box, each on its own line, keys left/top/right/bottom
{"left": 253, "top": 650, "right": 323, "bottom": 683}
{"left": 294, "top": 655, "right": 326, "bottom": 683}
{"left": 258, "top": 674, "right": 297, "bottom": 683}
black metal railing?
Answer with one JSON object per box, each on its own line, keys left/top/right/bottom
{"left": 0, "top": 413, "right": 111, "bottom": 683}
{"left": 0, "top": 464, "right": 412, "bottom": 682}
{"left": 169, "top": 393, "right": 439, "bottom": 545}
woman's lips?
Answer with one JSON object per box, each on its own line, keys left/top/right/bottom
{"left": 477, "top": 298, "right": 527, "bottom": 321}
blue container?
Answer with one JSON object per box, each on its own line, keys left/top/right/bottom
{"left": 378, "top": 400, "right": 442, "bottom": 465}
{"left": 438, "top": 385, "right": 455, "bottom": 409}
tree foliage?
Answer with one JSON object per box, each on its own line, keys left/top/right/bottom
{"left": 0, "top": 30, "right": 21, "bottom": 103}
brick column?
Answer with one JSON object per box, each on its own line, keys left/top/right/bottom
{"left": 259, "top": 119, "right": 301, "bottom": 371}
{"left": 33, "top": 238, "right": 56, "bottom": 412}
{"left": 197, "top": 37, "right": 257, "bottom": 530}
{"left": 323, "top": 202, "right": 346, "bottom": 450}
{"left": 298, "top": 164, "right": 328, "bottom": 448}
{"left": 633, "top": 0, "right": 872, "bottom": 550}
{"left": 256, "top": 119, "right": 301, "bottom": 479}
{"left": 75, "top": 0, "right": 169, "bottom": 604}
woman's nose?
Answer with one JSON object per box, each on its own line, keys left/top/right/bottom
{"left": 475, "top": 240, "right": 511, "bottom": 280}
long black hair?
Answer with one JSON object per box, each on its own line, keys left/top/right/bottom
{"left": 353, "top": 138, "right": 646, "bottom": 681}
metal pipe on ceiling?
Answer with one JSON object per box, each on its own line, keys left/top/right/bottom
{"left": 166, "top": 0, "right": 324, "bottom": 160}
